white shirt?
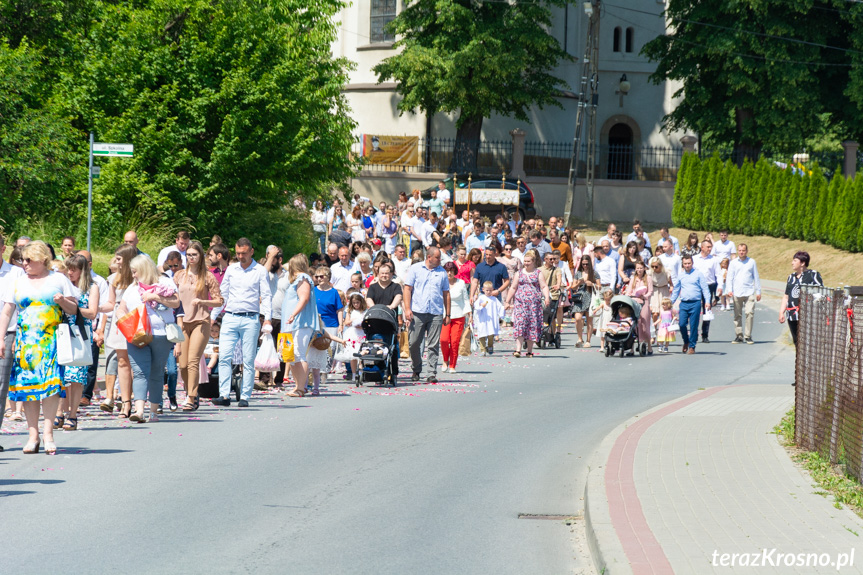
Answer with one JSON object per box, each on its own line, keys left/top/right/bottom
{"left": 157, "top": 245, "right": 188, "bottom": 271}
{"left": 410, "top": 216, "right": 426, "bottom": 241}
{"left": 269, "top": 269, "right": 287, "bottom": 320}
{"left": 659, "top": 235, "right": 680, "bottom": 254}
{"left": 557, "top": 261, "right": 573, "bottom": 284}
{"left": 90, "top": 271, "right": 110, "bottom": 330}
{"left": 0, "top": 261, "right": 25, "bottom": 330}
{"left": 422, "top": 220, "right": 438, "bottom": 247}
{"left": 441, "top": 251, "right": 453, "bottom": 266}
{"left": 659, "top": 253, "right": 682, "bottom": 284}
{"left": 220, "top": 260, "right": 272, "bottom": 319}
{"left": 692, "top": 253, "right": 721, "bottom": 285}
{"left": 392, "top": 256, "right": 411, "bottom": 280}
{"left": 594, "top": 256, "right": 618, "bottom": 286}
{"left": 511, "top": 248, "right": 526, "bottom": 263}
{"left": 712, "top": 239, "right": 736, "bottom": 261}
{"left": 438, "top": 188, "right": 451, "bottom": 204}
{"left": 726, "top": 257, "right": 761, "bottom": 297}
{"left": 330, "top": 259, "right": 359, "bottom": 293}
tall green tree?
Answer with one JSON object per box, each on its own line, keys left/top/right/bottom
{"left": 373, "top": 0, "right": 570, "bottom": 173}
{"left": 0, "top": 40, "right": 81, "bottom": 225}
{"left": 641, "top": 0, "right": 861, "bottom": 162}
{"left": 68, "top": 0, "right": 358, "bottom": 245}
{"left": 672, "top": 153, "right": 693, "bottom": 226}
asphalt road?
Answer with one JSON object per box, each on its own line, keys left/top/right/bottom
{"left": 1, "top": 298, "right": 793, "bottom": 574}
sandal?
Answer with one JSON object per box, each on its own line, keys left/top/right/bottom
{"left": 23, "top": 439, "right": 41, "bottom": 454}
{"left": 181, "top": 398, "right": 198, "bottom": 412}
{"left": 63, "top": 417, "right": 78, "bottom": 431}
{"left": 11, "top": 411, "right": 22, "bottom": 421}
{"left": 526, "top": 353, "right": 534, "bottom": 358}
{"left": 3, "top": 408, "right": 12, "bottom": 419}
{"left": 285, "top": 389, "right": 306, "bottom": 398}
{"left": 513, "top": 352, "right": 521, "bottom": 358}
{"left": 118, "top": 401, "right": 132, "bottom": 419}
{"left": 53, "top": 414, "right": 65, "bottom": 429}
{"left": 99, "top": 400, "right": 115, "bottom": 413}
{"left": 44, "top": 440, "right": 57, "bottom": 455}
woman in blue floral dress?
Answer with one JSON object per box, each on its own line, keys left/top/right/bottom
{"left": 505, "top": 249, "right": 550, "bottom": 358}
{"left": 56, "top": 255, "right": 101, "bottom": 432}
{"left": 0, "top": 241, "right": 78, "bottom": 455}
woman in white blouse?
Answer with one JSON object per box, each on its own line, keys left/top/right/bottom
{"left": 440, "top": 262, "right": 471, "bottom": 374}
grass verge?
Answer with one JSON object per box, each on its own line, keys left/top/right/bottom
{"left": 773, "top": 408, "right": 863, "bottom": 519}
{"left": 574, "top": 224, "right": 863, "bottom": 286}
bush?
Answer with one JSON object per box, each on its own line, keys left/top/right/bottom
{"left": 674, "top": 155, "right": 860, "bottom": 252}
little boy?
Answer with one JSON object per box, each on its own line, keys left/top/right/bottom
{"left": 474, "top": 281, "right": 505, "bottom": 355}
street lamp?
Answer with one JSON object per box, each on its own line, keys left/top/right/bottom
{"left": 615, "top": 73, "right": 630, "bottom": 107}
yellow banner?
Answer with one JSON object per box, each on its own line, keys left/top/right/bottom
{"left": 362, "top": 135, "right": 419, "bottom": 167}
{"left": 454, "top": 188, "right": 519, "bottom": 206}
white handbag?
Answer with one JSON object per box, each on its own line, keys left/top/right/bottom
{"left": 57, "top": 317, "right": 93, "bottom": 367}
{"left": 166, "top": 323, "right": 185, "bottom": 343}
{"left": 702, "top": 310, "right": 715, "bottom": 321}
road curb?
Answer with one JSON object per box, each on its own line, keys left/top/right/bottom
{"left": 583, "top": 388, "right": 717, "bottom": 575}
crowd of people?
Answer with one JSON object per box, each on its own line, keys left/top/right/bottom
{"left": 0, "top": 184, "right": 822, "bottom": 454}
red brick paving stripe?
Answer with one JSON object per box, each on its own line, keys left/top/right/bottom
{"left": 604, "top": 386, "right": 730, "bottom": 575}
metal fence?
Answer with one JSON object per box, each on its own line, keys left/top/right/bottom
{"left": 795, "top": 285, "right": 863, "bottom": 481}
{"left": 700, "top": 149, "right": 849, "bottom": 178}
{"left": 354, "top": 137, "right": 684, "bottom": 181}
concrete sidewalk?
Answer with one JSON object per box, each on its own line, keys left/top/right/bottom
{"left": 585, "top": 384, "right": 863, "bottom": 574}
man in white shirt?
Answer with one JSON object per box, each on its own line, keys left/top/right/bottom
{"left": 437, "top": 181, "right": 451, "bottom": 206}
{"left": 597, "top": 222, "right": 618, "bottom": 246}
{"left": 658, "top": 227, "right": 680, "bottom": 254}
{"left": 392, "top": 244, "right": 411, "bottom": 279}
{"left": 511, "top": 236, "right": 528, "bottom": 263}
{"left": 594, "top": 243, "right": 618, "bottom": 290}
{"left": 409, "top": 207, "right": 427, "bottom": 255}
{"left": 330, "top": 246, "right": 359, "bottom": 293}
{"left": 157, "top": 231, "right": 190, "bottom": 273}
{"left": 214, "top": 238, "right": 272, "bottom": 407}
{"left": 711, "top": 230, "right": 736, "bottom": 262}
{"left": 627, "top": 223, "right": 651, "bottom": 250}
{"left": 422, "top": 211, "right": 441, "bottom": 248}
{"left": 726, "top": 243, "right": 761, "bottom": 344}
{"left": 658, "top": 241, "right": 682, "bottom": 284}
{"left": 0, "top": 234, "right": 24, "bottom": 446}
{"left": 692, "top": 241, "right": 722, "bottom": 343}
{"left": 456, "top": 210, "right": 469, "bottom": 231}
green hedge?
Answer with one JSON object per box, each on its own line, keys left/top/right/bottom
{"left": 673, "top": 153, "right": 862, "bottom": 252}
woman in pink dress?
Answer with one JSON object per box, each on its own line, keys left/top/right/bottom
{"left": 624, "top": 260, "right": 654, "bottom": 354}
{"left": 505, "top": 250, "right": 550, "bottom": 358}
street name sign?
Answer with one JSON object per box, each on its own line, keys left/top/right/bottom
{"left": 93, "top": 143, "right": 134, "bottom": 157}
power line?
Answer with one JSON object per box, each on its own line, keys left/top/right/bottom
{"left": 603, "top": 6, "right": 853, "bottom": 68}
{"left": 604, "top": 2, "right": 863, "bottom": 56}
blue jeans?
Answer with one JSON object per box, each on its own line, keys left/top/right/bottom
{"left": 678, "top": 300, "right": 701, "bottom": 350}
{"left": 128, "top": 335, "right": 173, "bottom": 406}
{"left": 218, "top": 313, "right": 260, "bottom": 401}
{"left": 317, "top": 232, "right": 327, "bottom": 254}
{"left": 166, "top": 350, "right": 178, "bottom": 398}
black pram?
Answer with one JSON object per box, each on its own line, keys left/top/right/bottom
{"left": 354, "top": 305, "right": 399, "bottom": 387}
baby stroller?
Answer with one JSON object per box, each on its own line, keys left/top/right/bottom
{"left": 538, "top": 297, "right": 562, "bottom": 349}
{"left": 354, "top": 305, "right": 399, "bottom": 387}
{"left": 604, "top": 295, "right": 647, "bottom": 358}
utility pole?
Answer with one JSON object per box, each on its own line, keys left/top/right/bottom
{"left": 563, "top": 0, "right": 601, "bottom": 225}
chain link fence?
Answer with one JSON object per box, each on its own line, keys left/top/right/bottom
{"left": 795, "top": 285, "right": 863, "bottom": 481}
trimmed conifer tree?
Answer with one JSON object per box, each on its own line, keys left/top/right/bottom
{"left": 801, "top": 164, "right": 823, "bottom": 242}
{"left": 672, "top": 153, "right": 690, "bottom": 226}
{"left": 822, "top": 170, "right": 845, "bottom": 243}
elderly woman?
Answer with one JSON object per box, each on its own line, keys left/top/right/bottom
{"left": 117, "top": 255, "right": 180, "bottom": 423}
{"left": 282, "top": 254, "right": 320, "bottom": 398}
{"left": 625, "top": 260, "right": 654, "bottom": 354}
{"left": 505, "top": 249, "right": 550, "bottom": 358}
{"left": 356, "top": 251, "right": 374, "bottom": 286}
{"left": 55, "top": 254, "right": 101, "bottom": 431}
{"left": 0, "top": 241, "right": 79, "bottom": 454}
